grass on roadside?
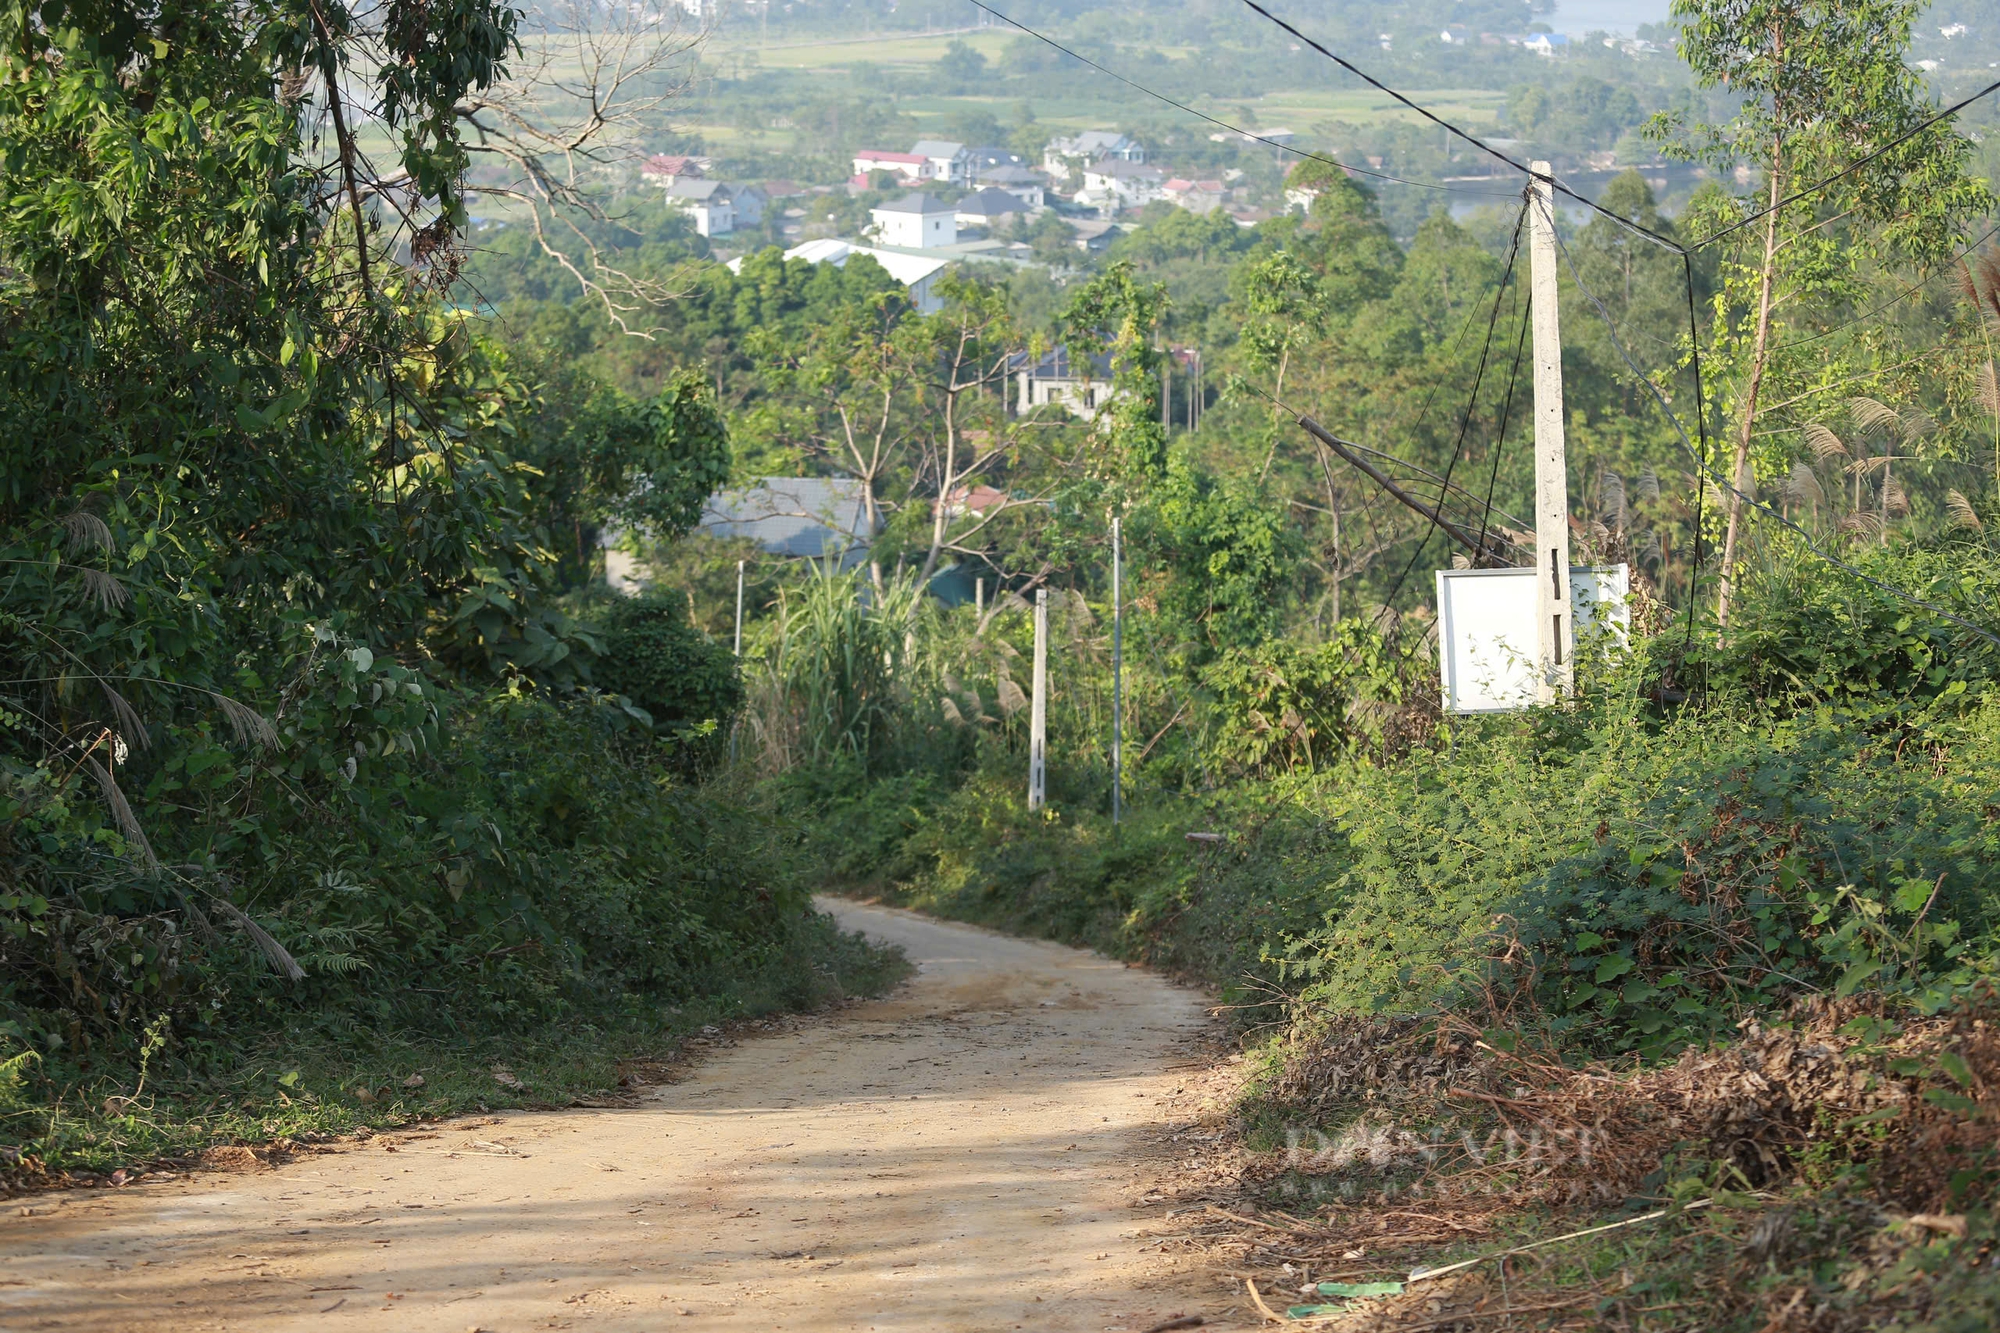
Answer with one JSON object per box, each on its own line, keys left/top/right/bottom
{"left": 1, "top": 911, "right": 909, "bottom": 1187}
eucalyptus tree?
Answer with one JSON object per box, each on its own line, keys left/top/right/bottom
{"left": 1656, "top": 0, "right": 1993, "bottom": 627}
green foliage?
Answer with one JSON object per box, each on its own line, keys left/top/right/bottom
{"left": 1133, "top": 449, "right": 1304, "bottom": 654}
{"left": 1198, "top": 620, "right": 1406, "bottom": 774}
{"left": 592, "top": 592, "right": 744, "bottom": 763}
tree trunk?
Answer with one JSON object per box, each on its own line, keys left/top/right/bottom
{"left": 1714, "top": 151, "right": 1784, "bottom": 633}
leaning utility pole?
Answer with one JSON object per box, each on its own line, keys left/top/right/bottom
{"left": 1527, "top": 162, "right": 1574, "bottom": 703}
{"left": 1110, "top": 518, "right": 1123, "bottom": 825}
{"left": 1028, "top": 588, "right": 1048, "bottom": 812}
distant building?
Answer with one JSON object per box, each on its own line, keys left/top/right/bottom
{"left": 641, "top": 153, "right": 707, "bottom": 186}
{"left": 1007, "top": 348, "right": 1119, "bottom": 420}
{"left": 728, "top": 239, "right": 952, "bottom": 314}
{"left": 664, "top": 179, "right": 736, "bottom": 236}
{"left": 851, "top": 149, "right": 928, "bottom": 182}
{"left": 954, "top": 187, "right": 1034, "bottom": 229}
{"left": 1523, "top": 31, "right": 1571, "bottom": 55}
{"left": 732, "top": 184, "right": 768, "bottom": 227}
{"left": 700, "top": 478, "right": 876, "bottom": 569}
{"left": 1163, "top": 178, "right": 1225, "bottom": 214}
{"left": 909, "top": 139, "right": 974, "bottom": 185}
{"left": 966, "top": 146, "right": 1026, "bottom": 172}
{"left": 1043, "top": 131, "right": 1144, "bottom": 183}
{"left": 870, "top": 192, "right": 958, "bottom": 249}
{"left": 976, "top": 165, "right": 1046, "bottom": 209}
{"left": 1078, "top": 158, "right": 1165, "bottom": 212}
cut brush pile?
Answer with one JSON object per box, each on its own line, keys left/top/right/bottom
{"left": 1166, "top": 990, "right": 2000, "bottom": 1329}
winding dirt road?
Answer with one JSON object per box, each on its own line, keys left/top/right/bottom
{"left": 1, "top": 899, "right": 1239, "bottom": 1332}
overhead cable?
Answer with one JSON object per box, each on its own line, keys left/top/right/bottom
{"left": 1233, "top": 0, "right": 1684, "bottom": 252}
{"left": 1691, "top": 78, "right": 2000, "bottom": 249}
{"left": 966, "top": 1, "right": 1515, "bottom": 197}
{"left": 1237, "top": 0, "right": 2000, "bottom": 259}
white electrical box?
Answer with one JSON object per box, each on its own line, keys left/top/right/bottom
{"left": 1435, "top": 564, "right": 1630, "bottom": 713}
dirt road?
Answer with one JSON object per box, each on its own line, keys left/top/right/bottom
{"left": 1, "top": 899, "right": 1237, "bottom": 1332}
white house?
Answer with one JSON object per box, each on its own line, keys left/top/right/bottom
{"left": 851, "top": 150, "right": 927, "bottom": 182}
{"left": 869, "top": 192, "right": 958, "bottom": 249}
{"left": 729, "top": 239, "right": 952, "bottom": 314}
{"left": 1007, "top": 348, "right": 1119, "bottom": 420}
{"left": 909, "top": 139, "right": 974, "bottom": 185}
{"left": 664, "top": 179, "right": 735, "bottom": 237}
{"left": 731, "top": 184, "right": 767, "bottom": 227}
{"left": 954, "top": 187, "right": 1033, "bottom": 229}
{"left": 1523, "top": 31, "right": 1571, "bottom": 56}
{"left": 1043, "top": 131, "right": 1145, "bottom": 179}
{"left": 1078, "top": 158, "right": 1165, "bottom": 212}
{"left": 977, "top": 164, "right": 1046, "bottom": 208}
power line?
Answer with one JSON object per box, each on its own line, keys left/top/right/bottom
{"left": 1548, "top": 223, "right": 2000, "bottom": 650}
{"left": 1233, "top": 0, "right": 1684, "bottom": 254}
{"left": 965, "top": 1, "right": 1515, "bottom": 198}
{"left": 1691, "top": 78, "right": 2000, "bottom": 250}
{"left": 1238, "top": 0, "right": 2000, "bottom": 262}
{"left": 1771, "top": 219, "right": 2000, "bottom": 352}
{"left": 1475, "top": 268, "right": 1532, "bottom": 559}
{"left": 1380, "top": 199, "right": 1529, "bottom": 613}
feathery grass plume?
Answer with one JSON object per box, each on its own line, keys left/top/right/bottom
{"left": 78, "top": 567, "right": 129, "bottom": 610}
{"left": 205, "top": 897, "right": 306, "bottom": 981}
{"left": 1597, "top": 467, "right": 1627, "bottom": 530}
{"left": 1977, "top": 362, "right": 2000, "bottom": 420}
{"left": 98, "top": 683, "right": 149, "bottom": 752}
{"left": 1634, "top": 464, "right": 1662, "bottom": 503}
{"left": 59, "top": 510, "right": 113, "bottom": 554}
{"left": 940, "top": 695, "right": 965, "bottom": 725}
{"left": 1632, "top": 527, "right": 1663, "bottom": 568}
{"left": 85, "top": 754, "right": 159, "bottom": 869}
{"left": 1882, "top": 477, "right": 1910, "bottom": 517}
{"left": 1783, "top": 461, "right": 1825, "bottom": 508}
{"left": 995, "top": 676, "right": 1027, "bottom": 715}
{"left": 1804, "top": 422, "right": 1850, "bottom": 463}
{"left": 1837, "top": 510, "right": 1886, "bottom": 540}
{"left": 1850, "top": 395, "right": 1901, "bottom": 436}
{"left": 212, "top": 693, "right": 280, "bottom": 749}
{"left": 1947, "top": 489, "right": 1984, "bottom": 532}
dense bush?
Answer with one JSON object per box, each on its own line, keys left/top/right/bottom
{"left": 592, "top": 592, "right": 745, "bottom": 765}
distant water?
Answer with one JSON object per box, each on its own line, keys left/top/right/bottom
{"left": 1546, "top": 0, "right": 1671, "bottom": 35}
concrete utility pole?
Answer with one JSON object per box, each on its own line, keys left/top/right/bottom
{"left": 1110, "top": 519, "right": 1123, "bottom": 825}
{"left": 733, "top": 560, "right": 745, "bottom": 658}
{"left": 1527, "top": 162, "right": 1574, "bottom": 703}
{"left": 1028, "top": 588, "right": 1048, "bottom": 811}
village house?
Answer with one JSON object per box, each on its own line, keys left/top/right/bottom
{"left": 910, "top": 139, "right": 975, "bottom": 185}
{"left": 1163, "top": 178, "right": 1226, "bottom": 214}
{"left": 976, "top": 164, "right": 1046, "bottom": 208}
{"left": 850, "top": 149, "right": 928, "bottom": 183}
{"left": 663, "top": 178, "right": 736, "bottom": 236}
{"left": 1043, "top": 130, "right": 1145, "bottom": 183}
{"left": 954, "top": 187, "right": 1034, "bottom": 230}
{"left": 1077, "top": 158, "right": 1165, "bottom": 213}
{"left": 869, "top": 193, "right": 958, "bottom": 249}
{"left": 1007, "top": 348, "right": 1119, "bottom": 420}
{"left": 639, "top": 153, "right": 709, "bottom": 186}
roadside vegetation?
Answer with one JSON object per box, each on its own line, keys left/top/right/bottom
{"left": 15, "top": 0, "right": 2000, "bottom": 1326}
